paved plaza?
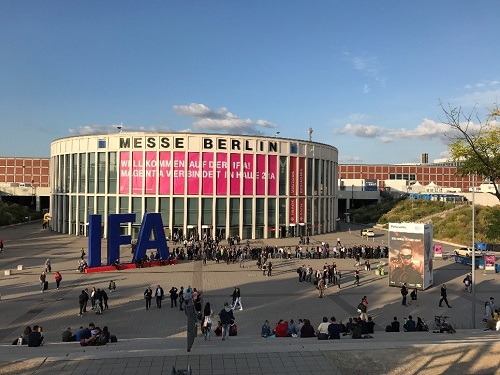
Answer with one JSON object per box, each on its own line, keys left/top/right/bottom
{"left": 0, "top": 222, "right": 499, "bottom": 375}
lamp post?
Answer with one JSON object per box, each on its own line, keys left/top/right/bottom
{"left": 471, "top": 173, "right": 476, "bottom": 328}
{"left": 31, "top": 179, "right": 35, "bottom": 207}
{"left": 407, "top": 185, "right": 414, "bottom": 221}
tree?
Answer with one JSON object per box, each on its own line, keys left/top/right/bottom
{"left": 440, "top": 102, "right": 500, "bottom": 202}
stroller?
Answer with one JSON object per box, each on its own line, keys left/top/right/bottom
{"left": 433, "top": 315, "right": 455, "bottom": 333}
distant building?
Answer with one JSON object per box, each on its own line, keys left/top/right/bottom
{"left": 0, "top": 157, "right": 50, "bottom": 210}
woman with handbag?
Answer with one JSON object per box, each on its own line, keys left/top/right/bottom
{"left": 202, "top": 302, "right": 214, "bottom": 341}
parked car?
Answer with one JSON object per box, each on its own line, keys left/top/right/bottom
{"left": 454, "top": 247, "right": 483, "bottom": 257}
{"left": 362, "top": 229, "right": 376, "bottom": 237}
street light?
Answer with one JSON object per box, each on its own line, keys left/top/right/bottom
{"left": 31, "top": 179, "right": 35, "bottom": 207}
{"left": 471, "top": 173, "right": 476, "bottom": 328}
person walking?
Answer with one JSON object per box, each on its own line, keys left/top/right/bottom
{"left": 39, "top": 272, "right": 46, "bottom": 293}
{"left": 267, "top": 262, "right": 273, "bottom": 277}
{"left": 354, "top": 268, "right": 360, "bottom": 286}
{"left": 232, "top": 287, "right": 243, "bottom": 310}
{"left": 336, "top": 270, "right": 342, "bottom": 289}
{"left": 78, "top": 290, "right": 86, "bottom": 316}
{"left": 219, "top": 302, "right": 235, "bottom": 341}
{"left": 202, "top": 302, "right": 214, "bottom": 341}
{"left": 80, "top": 247, "right": 85, "bottom": 260}
{"left": 439, "top": 284, "right": 451, "bottom": 308}
{"left": 318, "top": 278, "right": 325, "bottom": 298}
{"left": 144, "top": 286, "right": 153, "bottom": 310}
{"left": 82, "top": 288, "right": 89, "bottom": 312}
{"left": 401, "top": 283, "right": 408, "bottom": 306}
{"left": 44, "top": 258, "right": 51, "bottom": 273}
{"left": 54, "top": 271, "right": 62, "bottom": 290}
{"left": 169, "top": 286, "right": 178, "bottom": 308}
{"left": 155, "top": 285, "right": 164, "bottom": 308}
{"left": 102, "top": 289, "right": 109, "bottom": 310}
{"left": 179, "top": 286, "right": 185, "bottom": 311}
{"left": 358, "top": 296, "right": 368, "bottom": 321}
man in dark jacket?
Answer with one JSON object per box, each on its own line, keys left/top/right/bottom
{"left": 219, "top": 302, "right": 235, "bottom": 340}
{"left": 27, "top": 325, "right": 43, "bottom": 347}
{"left": 78, "top": 290, "right": 86, "bottom": 316}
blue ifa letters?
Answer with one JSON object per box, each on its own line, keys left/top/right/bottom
{"left": 87, "top": 213, "right": 169, "bottom": 268}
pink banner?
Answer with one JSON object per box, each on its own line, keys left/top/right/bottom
{"left": 289, "top": 156, "right": 297, "bottom": 196}
{"left": 187, "top": 153, "right": 200, "bottom": 195}
{"left": 243, "top": 154, "right": 253, "bottom": 195}
{"left": 202, "top": 152, "right": 214, "bottom": 195}
{"left": 119, "top": 151, "right": 130, "bottom": 194}
{"left": 298, "top": 157, "right": 305, "bottom": 196}
{"left": 230, "top": 153, "right": 241, "bottom": 195}
{"left": 216, "top": 153, "right": 227, "bottom": 195}
{"left": 289, "top": 198, "right": 296, "bottom": 224}
{"left": 268, "top": 155, "right": 277, "bottom": 195}
{"left": 132, "top": 152, "right": 143, "bottom": 194}
{"left": 159, "top": 152, "right": 171, "bottom": 195}
{"left": 255, "top": 154, "right": 266, "bottom": 195}
{"left": 145, "top": 151, "right": 156, "bottom": 194}
{"left": 298, "top": 198, "right": 305, "bottom": 223}
{"left": 173, "top": 152, "right": 185, "bottom": 195}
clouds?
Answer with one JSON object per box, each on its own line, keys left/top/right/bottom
{"left": 333, "top": 118, "right": 462, "bottom": 144}
{"left": 69, "top": 124, "right": 162, "bottom": 135}
{"left": 173, "top": 103, "right": 276, "bottom": 135}
{"left": 454, "top": 80, "right": 500, "bottom": 108}
{"left": 343, "top": 51, "right": 386, "bottom": 91}
{"left": 68, "top": 103, "right": 277, "bottom": 137}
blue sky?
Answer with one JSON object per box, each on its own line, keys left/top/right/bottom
{"left": 2, "top": 1, "right": 500, "bottom": 163}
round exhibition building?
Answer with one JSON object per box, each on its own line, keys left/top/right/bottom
{"left": 50, "top": 133, "right": 339, "bottom": 240}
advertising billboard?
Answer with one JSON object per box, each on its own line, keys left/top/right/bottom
{"left": 388, "top": 222, "right": 433, "bottom": 290}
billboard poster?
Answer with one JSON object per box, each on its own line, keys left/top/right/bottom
{"left": 145, "top": 151, "right": 156, "bottom": 194}
{"left": 388, "top": 222, "right": 433, "bottom": 290}
{"left": 365, "top": 179, "right": 378, "bottom": 191}
{"left": 230, "top": 153, "right": 241, "bottom": 195}
{"left": 158, "top": 152, "right": 171, "bottom": 195}
{"left": 202, "top": 152, "right": 214, "bottom": 195}
{"left": 187, "top": 152, "right": 200, "bottom": 195}
{"left": 255, "top": 154, "right": 266, "bottom": 195}
{"left": 298, "top": 157, "right": 305, "bottom": 196}
{"left": 485, "top": 255, "right": 496, "bottom": 272}
{"left": 289, "top": 156, "right": 297, "bottom": 196}
{"left": 119, "top": 151, "right": 130, "bottom": 194}
{"left": 132, "top": 152, "right": 143, "bottom": 194}
{"left": 173, "top": 151, "right": 185, "bottom": 195}
{"left": 289, "top": 198, "right": 297, "bottom": 224}
{"left": 216, "top": 153, "right": 227, "bottom": 195}
{"left": 268, "top": 155, "right": 277, "bottom": 195}
{"left": 434, "top": 244, "right": 443, "bottom": 258}
{"left": 298, "top": 197, "right": 305, "bottom": 223}
{"left": 243, "top": 154, "right": 253, "bottom": 195}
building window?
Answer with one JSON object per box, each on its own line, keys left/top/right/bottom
{"left": 229, "top": 198, "right": 239, "bottom": 227}
{"left": 98, "top": 139, "right": 106, "bottom": 149}
{"left": 97, "top": 152, "right": 106, "bottom": 194}
{"left": 216, "top": 198, "right": 226, "bottom": 227}
{"left": 88, "top": 153, "right": 95, "bottom": 194}
{"left": 290, "top": 143, "right": 298, "bottom": 154}
{"left": 108, "top": 152, "right": 117, "bottom": 194}
{"left": 279, "top": 156, "right": 287, "bottom": 196}
{"left": 201, "top": 198, "right": 212, "bottom": 225}
{"left": 187, "top": 198, "right": 198, "bottom": 225}
{"left": 173, "top": 198, "right": 184, "bottom": 227}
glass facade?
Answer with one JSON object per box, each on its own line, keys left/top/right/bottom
{"left": 50, "top": 133, "right": 338, "bottom": 239}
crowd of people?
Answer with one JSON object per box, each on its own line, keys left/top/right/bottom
{"left": 261, "top": 315, "right": 376, "bottom": 340}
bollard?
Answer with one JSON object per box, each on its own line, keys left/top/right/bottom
{"left": 4, "top": 270, "right": 11, "bottom": 276}
{"left": 17, "top": 265, "right": 23, "bottom": 271}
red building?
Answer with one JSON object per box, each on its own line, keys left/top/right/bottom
{"left": 0, "top": 157, "right": 50, "bottom": 187}
{"left": 338, "top": 163, "right": 475, "bottom": 191}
